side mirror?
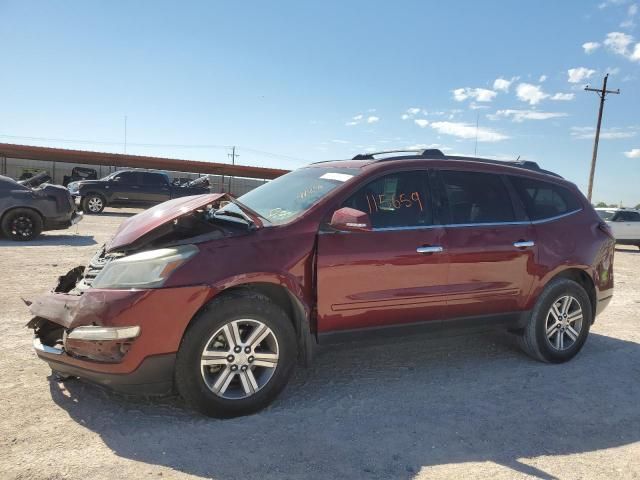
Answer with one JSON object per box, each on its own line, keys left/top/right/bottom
{"left": 329, "top": 207, "right": 372, "bottom": 232}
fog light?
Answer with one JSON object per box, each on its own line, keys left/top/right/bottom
{"left": 66, "top": 326, "right": 140, "bottom": 341}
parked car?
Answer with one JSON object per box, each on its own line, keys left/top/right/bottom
{"left": 595, "top": 208, "right": 640, "bottom": 249}
{"left": 1, "top": 175, "right": 81, "bottom": 240}
{"left": 67, "top": 169, "right": 210, "bottom": 213}
{"left": 28, "top": 149, "right": 614, "bottom": 417}
{"left": 63, "top": 166, "right": 98, "bottom": 187}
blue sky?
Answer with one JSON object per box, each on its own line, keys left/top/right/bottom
{"left": 1, "top": 0, "right": 639, "bottom": 205}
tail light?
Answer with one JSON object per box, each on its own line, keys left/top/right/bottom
{"left": 598, "top": 221, "right": 615, "bottom": 239}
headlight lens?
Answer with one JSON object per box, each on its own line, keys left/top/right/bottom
{"left": 92, "top": 245, "right": 199, "bottom": 289}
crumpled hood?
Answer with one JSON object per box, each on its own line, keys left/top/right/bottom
{"left": 106, "top": 193, "right": 227, "bottom": 252}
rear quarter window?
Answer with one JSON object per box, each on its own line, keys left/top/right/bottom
{"left": 510, "top": 176, "right": 581, "bottom": 221}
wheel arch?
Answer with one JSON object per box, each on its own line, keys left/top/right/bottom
{"left": 181, "top": 277, "right": 315, "bottom": 367}
{"left": 547, "top": 268, "right": 597, "bottom": 322}
{"left": 0, "top": 205, "right": 45, "bottom": 224}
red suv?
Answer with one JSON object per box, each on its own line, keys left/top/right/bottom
{"left": 28, "top": 149, "right": 615, "bottom": 417}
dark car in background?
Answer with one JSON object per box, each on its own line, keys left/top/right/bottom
{"left": 68, "top": 169, "right": 211, "bottom": 213}
{"left": 0, "top": 175, "right": 81, "bottom": 240}
{"left": 29, "top": 149, "right": 614, "bottom": 417}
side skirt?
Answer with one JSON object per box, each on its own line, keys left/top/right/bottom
{"left": 317, "top": 311, "right": 531, "bottom": 345}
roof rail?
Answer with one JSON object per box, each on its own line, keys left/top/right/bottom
{"left": 442, "top": 156, "right": 562, "bottom": 178}
{"left": 352, "top": 149, "right": 445, "bottom": 160}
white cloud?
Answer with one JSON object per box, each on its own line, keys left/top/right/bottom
{"left": 551, "top": 92, "right": 576, "bottom": 101}
{"left": 494, "top": 109, "right": 569, "bottom": 122}
{"left": 402, "top": 107, "right": 422, "bottom": 120}
{"left": 571, "top": 126, "right": 638, "bottom": 140}
{"left": 346, "top": 113, "right": 372, "bottom": 126}
{"left": 539, "top": 75, "right": 547, "bottom": 82}
{"left": 367, "top": 116, "right": 379, "bottom": 124}
{"left": 633, "top": 43, "right": 640, "bottom": 60}
{"left": 516, "top": 83, "right": 549, "bottom": 105}
{"left": 605, "top": 32, "right": 633, "bottom": 55}
{"left": 567, "top": 67, "right": 597, "bottom": 83}
{"left": 624, "top": 148, "right": 640, "bottom": 158}
{"left": 583, "top": 41, "right": 601, "bottom": 54}
{"left": 429, "top": 121, "right": 508, "bottom": 142}
{"left": 469, "top": 103, "right": 490, "bottom": 110}
{"left": 493, "top": 77, "right": 513, "bottom": 92}
{"left": 453, "top": 87, "right": 497, "bottom": 102}
{"left": 414, "top": 119, "right": 430, "bottom": 128}
{"left": 331, "top": 139, "right": 350, "bottom": 144}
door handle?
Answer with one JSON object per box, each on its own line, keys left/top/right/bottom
{"left": 417, "top": 246, "right": 444, "bottom": 254}
{"left": 513, "top": 240, "right": 535, "bottom": 248}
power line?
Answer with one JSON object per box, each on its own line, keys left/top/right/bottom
{"left": 584, "top": 74, "right": 620, "bottom": 202}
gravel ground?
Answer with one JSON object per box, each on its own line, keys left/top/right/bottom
{"left": 1, "top": 210, "right": 639, "bottom": 480}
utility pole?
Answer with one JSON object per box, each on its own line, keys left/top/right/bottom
{"left": 584, "top": 74, "right": 620, "bottom": 202}
{"left": 227, "top": 146, "right": 239, "bottom": 194}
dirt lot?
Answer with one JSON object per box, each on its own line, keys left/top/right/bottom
{"left": 0, "top": 210, "right": 639, "bottom": 480}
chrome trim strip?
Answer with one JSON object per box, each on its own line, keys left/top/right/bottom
{"left": 33, "top": 336, "right": 64, "bottom": 355}
{"left": 321, "top": 208, "right": 583, "bottom": 234}
{"left": 369, "top": 209, "right": 583, "bottom": 232}
{"left": 530, "top": 208, "right": 582, "bottom": 225}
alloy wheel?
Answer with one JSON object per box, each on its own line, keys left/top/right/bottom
{"left": 545, "top": 295, "right": 583, "bottom": 351}
{"left": 11, "top": 215, "right": 34, "bottom": 238}
{"left": 87, "top": 197, "right": 103, "bottom": 212}
{"left": 200, "top": 319, "right": 279, "bottom": 399}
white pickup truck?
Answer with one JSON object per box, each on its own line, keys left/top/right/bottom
{"left": 596, "top": 208, "right": 640, "bottom": 249}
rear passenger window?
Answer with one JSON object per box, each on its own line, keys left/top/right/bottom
{"left": 439, "top": 170, "right": 515, "bottom": 224}
{"left": 342, "top": 171, "right": 431, "bottom": 229}
{"left": 510, "top": 177, "right": 581, "bottom": 221}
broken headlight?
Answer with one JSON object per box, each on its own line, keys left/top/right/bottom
{"left": 91, "top": 245, "right": 198, "bottom": 289}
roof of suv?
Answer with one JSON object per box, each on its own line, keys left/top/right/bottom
{"left": 311, "top": 148, "right": 562, "bottom": 179}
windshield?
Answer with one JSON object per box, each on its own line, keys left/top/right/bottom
{"left": 217, "top": 167, "right": 360, "bottom": 225}
{"left": 596, "top": 210, "right": 616, "bottom": 221}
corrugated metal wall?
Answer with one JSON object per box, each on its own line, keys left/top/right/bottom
{"left": 0, "top": 157, "right": 268, "bottom": 196}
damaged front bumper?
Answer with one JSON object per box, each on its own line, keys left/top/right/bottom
{"left": 28, "top": 269, "right": 212, "bottom": 395}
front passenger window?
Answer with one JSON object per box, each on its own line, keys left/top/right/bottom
{"left": 342, "top": 171, "right": 431, "bottom": 229}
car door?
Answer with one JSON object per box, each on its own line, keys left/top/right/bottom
{"left": 109, "top": 171, "right": 143, "bottom": 205}
{"left": 435, "top": 169, "right": 537, "bottom": 319}
{"left": 316, "top": 169, "right": 449, "bottom": 334}
{"left": 139, "top": 172, "right": 172, "bottom": 204}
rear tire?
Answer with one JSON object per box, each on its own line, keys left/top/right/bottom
{"left": 81, "top": 194, "right": 105, "bottom": 214}
{"left": 175, "top": 292, "right": 297, "bottom": 418}
{"left": 1, "top": 208, "right": 43, "bottom": 241}
{"left": 519, "top": 278, "right": 592, "bottom": 363}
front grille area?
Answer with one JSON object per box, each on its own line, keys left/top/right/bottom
{"left": 78, "top": 246, "right": 120, "bottom": 289}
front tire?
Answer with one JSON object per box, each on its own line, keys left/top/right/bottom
{"left": 519, "top": 278, "right": 592, "bottom": 363}
{"left": 1, "top": 208, "right": 43, "bottom": 241}
{"left": 81, "top": 194, "right": 105, "bottom": 214}
{"left": 175, "top": 292, "right": 297, "bottom": 418}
